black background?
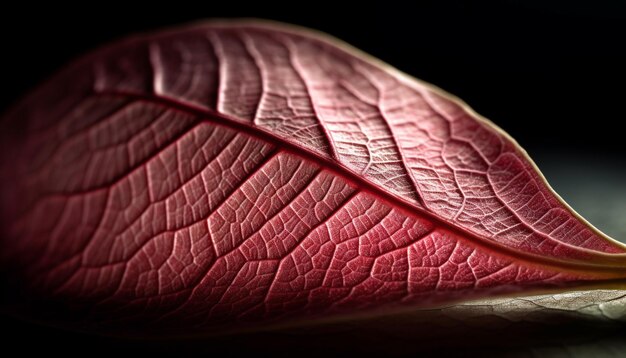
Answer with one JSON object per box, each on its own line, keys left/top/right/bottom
{"left": 1, "top": 1, "right": 625, "bottom": 356}
{"left": 3, "top": 1, "right": 626, "bottom": 156}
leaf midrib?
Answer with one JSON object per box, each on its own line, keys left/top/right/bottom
{"left": 96, "top": 89, "right": 626, "bottom": 276}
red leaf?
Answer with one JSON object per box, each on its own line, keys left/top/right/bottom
{"left": 1, "top": 20, "right": 625, "bottom": 334}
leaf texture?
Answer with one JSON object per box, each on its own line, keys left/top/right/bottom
{"left": 1, "top": 20, "right": 625, "bottom": 334}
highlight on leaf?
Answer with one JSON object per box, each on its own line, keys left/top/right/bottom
{"left": 0, "top": 19, "right": 624, "bottom": 335}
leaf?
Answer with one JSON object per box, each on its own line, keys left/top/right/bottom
{"left": 1, "top": 20, "right": 625, "bottom": 335}
{"left": 208, "top": 289, "right": 626, "bottom": 356}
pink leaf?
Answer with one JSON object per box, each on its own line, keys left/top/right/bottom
{"left": 1, "top": 20, "right": 625, "bottom": 335}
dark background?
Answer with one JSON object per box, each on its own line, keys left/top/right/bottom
{"left": 1, "top": 1, "right": 625, "bottom": 356}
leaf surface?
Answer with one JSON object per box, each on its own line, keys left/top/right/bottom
{"left": 1, "top": 20, "right": 625, "bottom": 334}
